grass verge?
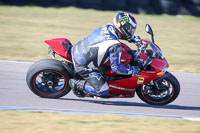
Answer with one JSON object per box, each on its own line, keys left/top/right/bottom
{"left": 0, "top": 6, "right": 200, "bottom": 72}
{"left": 0, "top": 111, "right": 200, "bottom": 133}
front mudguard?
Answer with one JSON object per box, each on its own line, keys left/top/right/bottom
{"left": 154, "top": 71, "right": 172, "bottom": 82}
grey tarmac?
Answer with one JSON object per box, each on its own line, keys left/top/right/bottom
{"left": 0, "top": 60, "right": 200, "bottom": 119}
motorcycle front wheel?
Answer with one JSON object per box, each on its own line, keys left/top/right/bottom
{"left": 136, "top": 73, "right": 180, "bottom": 105}
{"left": 26, "top": 59, "right": 71, "bottom": 98}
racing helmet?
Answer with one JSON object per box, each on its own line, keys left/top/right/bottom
{"left": 113, "top": 12, "right": 137, "bottom": 40}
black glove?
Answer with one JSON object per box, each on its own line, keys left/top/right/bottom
{"left": 128, "top": 36, "right": 135, "bottom": 43}
{"left": 128, "top": 36, "right": 142, "bottom": 44}
{"left": 134, "top": 36, "right": 142, "bottom": 45}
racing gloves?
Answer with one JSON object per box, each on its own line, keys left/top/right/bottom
{"left": 128, "top": 35, "right": 142, "bottom": 45}
{"left": 132, "top": 66, "right": 140, "bottom": 76}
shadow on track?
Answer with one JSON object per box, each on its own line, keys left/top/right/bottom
{"left": 58, "top": 98, "right": 200, "bottom": 111}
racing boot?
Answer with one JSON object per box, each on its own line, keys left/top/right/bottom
{"left": 69, "top": 79, "right": 86, "bottom": 98}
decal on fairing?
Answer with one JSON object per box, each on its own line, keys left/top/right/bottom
{"left": 137, "top": 77, "right": 144, "bottom": 84}
{"left": 109, "top": 85, "right": 135, "bottom": 92}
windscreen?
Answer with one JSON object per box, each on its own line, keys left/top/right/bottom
{"left": 149, "top": 42, "right": 165, "bottom": 59}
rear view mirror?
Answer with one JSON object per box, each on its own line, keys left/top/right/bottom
{"left": 145, "top": 24, "right": 155, "bottom": 43}
{"left": 145, "top": 24, "right": 153, "bottom": 36}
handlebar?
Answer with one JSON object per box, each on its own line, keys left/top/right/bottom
{"left": 132, "top": 36, "right": 164, "bottom": 69}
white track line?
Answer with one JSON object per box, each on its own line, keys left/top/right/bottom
{"left": 0, "top": 60, "right": 33, "bottom": 64}
{"left": 0, "top": 106, "right": 200, "bottom": 121}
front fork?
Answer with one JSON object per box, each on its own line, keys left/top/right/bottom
{"left": 153, "top": 71, "right": 171, "bottom": 90}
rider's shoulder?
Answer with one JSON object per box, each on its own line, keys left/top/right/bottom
{"left": 102, "top": 24, "right": 118, "bottom": 40}
{"left": 104, "top": 24, "right": 115, "bottom": 31}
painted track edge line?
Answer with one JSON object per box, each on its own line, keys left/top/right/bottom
{"left": 0, "top": 106, "right": 200, "bottom": 121}
{"left": 0, "top": 60, "right": 33, "bottom": 64}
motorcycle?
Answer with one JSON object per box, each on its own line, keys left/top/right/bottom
{"left": 26, "top": 24, "right": 180, "bottom": 105}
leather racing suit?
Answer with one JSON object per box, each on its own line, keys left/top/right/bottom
{"left": 71, "top": 24, "right": 134, "bottom": 97}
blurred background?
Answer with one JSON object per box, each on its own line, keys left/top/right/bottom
{"left": 0, "top": 0, "right": 200, "bottom": 72}
{"left": 1, "top": 0, "right": 200, "bottom": 16}
{"left": 0, "top": 2, "right": 200, "bottom": 132}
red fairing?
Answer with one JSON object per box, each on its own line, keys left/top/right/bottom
{"left": 140, "top": 52, "right": 169, "bottom": 73}
{"left": 105, "top": 42, "right": 132, "bottom": 76}
{"left": 108, "top": 76, "right": 139, "bottom": 97}
{"left": 120, "top": 43, "right": 132, "bottom": 65}
{"left": 151, "top": 58, "right": 169, "bottom": 72}
{"left": 107, "top": 71, "right": 165, "bottom": 97}
{"left": 45, "top": 38, "right": 72, "bottom": 61}
{"left": 105, "top": 41, "right": 168, "bottom": 97}
{"left": 140, "top": 53, "right": 148, "bottom": 61}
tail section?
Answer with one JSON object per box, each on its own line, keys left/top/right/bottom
{"left": 45, "top": 38, "right": 72, "bottom": 62}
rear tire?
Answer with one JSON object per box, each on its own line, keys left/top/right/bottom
{"left": 26, "top": 59, "right": 71, "bottom": 98}
{"left": 136, "top": 73, "right": 180, "bottom": 105}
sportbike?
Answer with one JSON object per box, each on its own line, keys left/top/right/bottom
{"left": 26, "top": 24, "right": 180, "bottom": 105}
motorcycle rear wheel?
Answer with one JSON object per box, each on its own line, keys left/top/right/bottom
{"left": 26, "top": 59, "right": 71, "bottom": 98}
{"left": 136, "top": 73, "right": 180, "bottom": 105}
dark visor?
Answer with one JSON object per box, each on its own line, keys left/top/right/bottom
{"left": 124, "top": 23, "right": 136, "bottom": 36}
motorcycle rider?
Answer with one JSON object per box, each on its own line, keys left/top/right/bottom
{"left": 69, "top": 12, "right": 140, "bottom": 97}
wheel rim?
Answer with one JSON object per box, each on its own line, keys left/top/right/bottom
{"left": 33, "top": 70, "right": 67, "bottom": 96}
{"left": 141, "top": 79, "right": 175, "bottom": 104}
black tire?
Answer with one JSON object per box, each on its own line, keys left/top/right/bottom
{"left": 151, "top": 0, "right": 181, "bottom": 15}
{"left": 186, "top": 4, "right": 200, "bottom": 16}
{"left": 190, "top": 0, "right": 200, "bottom": 5}
{"left": 126, "top": 0, "right": 151, "bottom": 13}
{"left": 26, "top": 59, "right": 71, "bottom": 98}
{"left": 102, "top": 0, "right": 126, "bottom": 10}
{"left": 182, "top": 0, "right": 200, "bottom": 16}
{"left": 1, "top": 0, "right": 28, "bottom": 6}
{"left": 127, "top": 0, "right": 150, "bottom": 6}
{"left": 76, "top": 0, "right": 101, "bottom": 8}
{"left": 29, "top": 0, "right": 53, "bottom": 7}
{"left": 136, "top": 73, "right": 180, "bottom": 105}
{"left": 55, "top": 0, "right": 76, "bottom": 7}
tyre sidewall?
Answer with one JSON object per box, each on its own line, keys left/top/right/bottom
{"left": 136, "top": 73, "right": 180, "bottom": 105}
{"left": 26, "top": 59, "right": 71, "bottom": 98}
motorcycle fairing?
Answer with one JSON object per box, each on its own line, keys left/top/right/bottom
{"left": 107, "top": 71, "right": 165, "bottom": 97}
{"left": 44, "top": 38, "right": 168, "bottom": 98}
{"left": 151, "top": 58, "right": 169, "bottom": 72}
{"left": 105, "top": 40, "right": 168, "bottom": 97}
{"left": 45, "top": 38, "right": 72, "bottom": 61}
{"left": 140, "top": 53, "right": 169, "bottom": 73}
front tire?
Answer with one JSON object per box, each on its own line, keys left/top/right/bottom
{"left": 136, "top": 73, "right": 180, "bottom": 105}
{"left": 26, "top": 59, "right": 71, "bottom": 98}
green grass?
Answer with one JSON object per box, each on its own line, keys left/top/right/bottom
{"left": 0, "top": 6, "right": 200, "bottom": 72}
{"left": 0, "top": 111, "right": 200, "bottom": 133}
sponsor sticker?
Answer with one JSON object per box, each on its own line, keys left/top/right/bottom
{"left": 121, "top": 21, "right": 126, "bottom": 25}
{"left": 137, "top": 77, "right": 144, "bottom": 84}
{"left": 109, "top": 85, "right": 135, "bottom": 92}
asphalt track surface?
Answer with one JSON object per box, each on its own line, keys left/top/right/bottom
{"left": 0, "top": 60, "right": 200, "bottom": 119}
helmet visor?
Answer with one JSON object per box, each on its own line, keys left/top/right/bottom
{"left": 124, "top": 23, "right": 136, "bottom": 36}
